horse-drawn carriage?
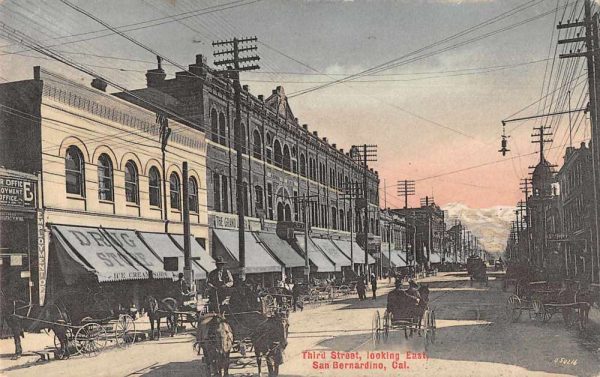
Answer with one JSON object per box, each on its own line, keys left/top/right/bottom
{"left": 467, "top": 256, "right": 488, "bottom": 286}
{"left": 505, "top": 279, "right": 594, "bottom": 330}
{"left": 372, "top": 283, "right": 436, "bottom": 350}
{"left": 195, "top": 284, "right": 289, "bottom": 377}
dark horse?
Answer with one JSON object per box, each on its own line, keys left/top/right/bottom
{"left": 143, "top": 296, "right": 177, "bottom": 340}
{"left": 0, "top": 290, "right": 70, "bottom": 359}
{"left": 252, "top": 313, "right": 289, "bottom": 377}
{"left": 196, "top": 313, "right": 234, "bottom": 377}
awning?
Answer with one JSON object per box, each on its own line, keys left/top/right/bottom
{"left": 170, "top": 234, "right": 213, "bottom": 277}
{"left": 312, "top": 238, "right": 351, "bottom": 268}
{"left": 293, "top": 235, "right": 337, "bottom": 273}
{"left": 103, "top": 228, "right": 171, "bottom": 279}
{"left": 255, "top": 232, "right": 306, "bottom": 268}
{"left": 138, "top": 232, "right": 206, "bottom": 279}
{"left": 332, "top": 239, "right": 376, "bottom": 264}
{"left": 429, "top": 253, "right": 442, "bottom": 264}
{"left": 381, "top": 250, "right": 407, "bottom": 268}
{"left": 213, "top": 229, "right": 282, "bottom": 274}
{"left": 52, "top": 225, "right": 147, "bottom": 282}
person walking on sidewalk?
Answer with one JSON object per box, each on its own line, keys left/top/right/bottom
{"left": 356, "top": 275, "right": 366, "bottom": 300}
{"left": 370, "top": 272, "right": 377, "bottom": 300}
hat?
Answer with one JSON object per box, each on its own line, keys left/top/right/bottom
{"left": 408, "top": 280, "right": 418, "bottom": 288}
{"left": 215, "top": 256, "right": 226, "bottom": 265}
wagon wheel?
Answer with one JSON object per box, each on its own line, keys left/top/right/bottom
{"left": 371, "top": 311, "right": 381, "bottom": 347}
{"left": 506, "top": 295, "right": 522, "bottom": 322}
{"left": 185, "top": 313, "right": 198, "bottom": 329}
{"left": 114, "top": 314, "right": 136, "bottom": 348}
{"left": 75, "top": 323, "right": 107, "bottom": 357}
{"left": 53, "top": 327, "right": 74, "bottom": 359}
{"left": 429, "top": 310, "right": 437, "bottom": 344}
{"left": 422, "top": 310, "right": 431, "bottom": 351}
{"left": 382, "top": 310, "right": 390, "bottom": 343}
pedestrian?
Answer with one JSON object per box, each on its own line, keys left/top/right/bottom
{"left": 356, "top": 275, "right": 366, "bottom": 300}
{"left": 291, "top": 280, "right": 302, "bottom": 312}
{"left": 370, "top": 272, "right": 377, "bottom": 300}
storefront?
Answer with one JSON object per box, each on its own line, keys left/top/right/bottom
{"left": 0, "top": 169, "right": 39, "bottom": 306}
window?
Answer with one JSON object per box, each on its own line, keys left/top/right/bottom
{"left": 252, "top": 130, "right": 262, "bottom": 159}
{"left": 65, "top": 146, "right": 85, "bottom": 196}
{"left": 213, "top": 173, "right": 221, "bottom": 212}
{"left": 294, "top": 191, "right": 299, "bottom": 221}
{"left": 125, "top": 161, "right": 139, "bottom": 204}
{"left": 285, "top": 204, "right": 292, "bottom": 222}
{"left": 221, "top": 176, "right": 229, "bottom": 213}
{"left": 283, "top": 145, "right": 291, "bottom": 171}
{"left": 254, "top": 185, "right": 264, "bottom": 216}
{"left": 242, "top": 182, "right": 249, "bottom": 216}
{"left": 211, "top": 109, "right": 219, "bottom": 143}
{"left": 331, "top": 207, "right": 337, "bottom": 229}
{"left": 277, "top": 202, "right": 284, "bottom": 221}
{"left": 300, "top": 154, "right": 306, "bottom": 176}
{"left": 274, "top": 140, "right": 283, "bottom": 168}
{"left": 219, "top": 113, "right": 227, "bottom": 145}
{"left": 189, "top": 177, "right": 199, "bottom": 213}
{"left": 292, "top": 147, "right": 298, "bottom": 173}
{"left": 239, "top": 122, "right": 247, "bottom": 154}
{"left": 170, "top": 172, "right": 181, "bottom": 210}
{"left": 267, "top": 183, "right": 274, "bottom": 220}
{"left": 266, "top": 132, "right": 273, "bottom": 164}
{"left": 339, "top": 209, "right": 345, "bottom": 231}
{"left": 97, "top": 154, "right": 113, "bottom": 201}
{"left": 149, "top": 166, "right": 161, "bottom": 207}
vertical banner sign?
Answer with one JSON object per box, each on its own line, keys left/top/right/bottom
{"left": 37, "top": 209, "right": 47, "bottom": 306}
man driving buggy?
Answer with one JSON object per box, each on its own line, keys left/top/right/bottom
{"left": 386, "top": 280, "right": 421, "bottom": 318}
{"left": 207, "top": 257, "right": 234, "bottom": 313}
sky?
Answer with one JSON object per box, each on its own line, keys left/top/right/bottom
{"left": 0, "top": 0, "right": 592, "bottom": 253}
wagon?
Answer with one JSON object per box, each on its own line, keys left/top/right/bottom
{"left": 372, "top": 309, "right": 436, "bottom": 350}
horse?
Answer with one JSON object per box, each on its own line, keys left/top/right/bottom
{"left": 252, "top": 313, "right": 289, "bottom": 377}
{"left": 143, "top": 295, "right": 177, "bottom": 340}
{"left": 196, "top": 313, "right": 234, "bottom": 377}
{"left": 0, "top": 290, "right": 70, "bottom": 359}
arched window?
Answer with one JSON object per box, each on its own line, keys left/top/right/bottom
{"left": 149, "top": 166, "right": 161, "bottom": 207}
{"left": 240, "top": 122, "right": 247, "bottom": 154}
{"left": 284, "top": 204, "right": 292, "bottom": 222}
{"left": 265, "top": 132, "right": 273, "bottom": 163}
{"left": 97, "top": 154, "right": 113, "bottom": 201}
{"left": 65, "top": 146, "right": 85, "bottom": 196}
{"left": 274, "top": 140, "right": 283, "bottom": 168}
{"left": 277, "top": 202, "right": 285, "bottom": 221}
{"left": 254, "top": 185, "right": 264, "bottom": 216}
{"left": 211, "top": 108, "right": 219, "bottom": 143}
{"left": 124, "top": 160, "right": 139, "bottom": 204}
{"left": 283, "top": 145, "right": 291, "bottom": 171}
{"left": 218, "top": 112, "right": 227, "bottom": 145}
{"left": 347, "top": 211, "right": 353, "bottom": 232}
{"left": 339, "top": 209, "right": 345, "bottom": 231}
{"left": 170, "top": 172, "right": 181, "bottom": 210}
{"left": 291, "top": 147, "right": 298, "bottom": 173}
{"left": 188, "top": 177, "right": 199, "bottom": 213}
{"left": 252, "top": 129, "right": 262, "bottom": 159}
{"left": 299, "top": 154, "right": 306, "bottom": 176}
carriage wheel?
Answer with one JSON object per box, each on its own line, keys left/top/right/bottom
{"left": 53, "top": 328, "right": 74, "bottom": 359}
{"left": 114, "top": 314, "right": 136, "bottom": 348}
{"left": 75, "top": 323, "right": 107, "bottom": 357}
{"left": 429, "top": 310, "right": 436, "bottom": 344}
{"left": 506, "top": 295, "right": 522, "bottom": 322}
{"left": 186, "top": 313, "right": 198, "bottom": 329}
{"left": 371, "top": 311, "right": 381, "bottom": 347}
{"left": 422, "top": 310, "right": 431, "bottom": 351}
{"left": 383, "top": 310, "right": 391, "bottom": 343}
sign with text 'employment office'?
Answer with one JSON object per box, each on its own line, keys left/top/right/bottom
{"left": 0, "top": 175, "right": 37, "bottom": 208}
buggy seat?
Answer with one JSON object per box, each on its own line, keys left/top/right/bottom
{"left": 387, "top": 289, "right": 419, "bottom": 322}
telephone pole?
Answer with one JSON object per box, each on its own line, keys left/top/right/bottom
{"left": 342, "top": 181, "right": 362, "bottom": 272}
{"left": 213, "top": 37, "right": 260, "bottom": 280}
{"left": 351, "top": 145, "right": 377, "bottom": 279}
{"left": 397, "top": 180, "right": 415, "bottom": 209}
{"left": 158, "top": 111, "right": 171, "bottom": 225}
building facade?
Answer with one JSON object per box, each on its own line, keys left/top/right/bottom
{"left": 115, "top": 55, "right": 380, "bottom": 280}
{"left": 0, "top": 67, "right": 210, "bottom": 307}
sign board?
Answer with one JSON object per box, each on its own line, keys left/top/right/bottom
{"left": 276, "top": 221, "right": 306, "bottom": 239}
{"left": 0, "top": 175, "right": 36, "bottom": 208}
{"left": 37, "top": 209, "right": 47, "bottom": 306}
{"left": 164, "top": 257, "right": 179, "bottom": 272}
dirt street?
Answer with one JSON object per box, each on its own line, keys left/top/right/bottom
{"left": 1, "top": 272, "right": 599, "bottom": 377}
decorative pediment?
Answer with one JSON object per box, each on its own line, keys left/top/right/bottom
{"left": 265, "top": 86, "right": 295, "bottom": 121}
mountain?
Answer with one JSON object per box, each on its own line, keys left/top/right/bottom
{"left": 442, "top": 202, "right": 514, "bottom": 255}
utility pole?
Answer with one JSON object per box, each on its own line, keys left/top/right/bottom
{"left": 351, "top": 144, "right": 377, "bottom": 279}
{"left": 558, "top": 0, "right": 600, "bottom": 284}
{"left": 158, "top": 110, "right": 171, "bottom": 227}
{"left": 397, "top": 180, "right": 415, "bottom": 209}
{"left": 289, "top": 193, "right": 319, "bottom": 283}
{"left": 213, "top": 37, "right": 260, "bottom": 281}
{"left": 341, "top": 181, "right": 360, "bottom": 272}
{"left": 520, "top": 178, "right": 532, "bottom": 262}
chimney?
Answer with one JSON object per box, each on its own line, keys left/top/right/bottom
{"left": 332, "top": 143, "right": 337, "bottom": 149}
{"left": 243, "top": 85, "right": 249, "bottom": 92}
{"left": 302, "top": 124, "right": 308, "bottom": 130}
{"left": 196, "top": 54, "right": 207, "bottom": 66}
{"left": 312, "top": 131, "right": 318, "bottom": 137}
{"left": 146, "top": 55, "right": 166, "bottom": 87}
{"left": 189, "top": 54, "right": 208, "bottom": 76}
{"left": 91, "top": 78, "right": 107, "bottom": 92}
{"left": 258, "top": 95, "right": 264, "bottom": 101}
{"left": 322, "top": 137, "right": 328, "bottom": 143}
{"left": 340, "top": 148, "right": 344, "bottom": 153}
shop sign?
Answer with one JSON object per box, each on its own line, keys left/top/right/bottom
{"left": 213, "top": 214, "right": 260, "bottom": 231}
{"left": 37, "top": 209, "right": 47, "bottom": 306}
{"left": 0, "top": 175, "right": 36, "bottom": 208}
